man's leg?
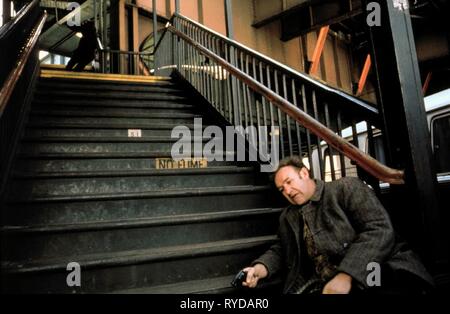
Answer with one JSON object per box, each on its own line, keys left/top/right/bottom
{"left": 73, "top": 56, "right": 94, "bottom": 72}
{"left": 65, "top": 53, "right": 81, "bottom": 71}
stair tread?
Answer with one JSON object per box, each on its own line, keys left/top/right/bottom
{"left": 12, "top": 166, "right": 254, "bottom": 178}
{"left": 6, "top": 184, "right": 271, "bottom": 203}
{"left": 30, "top": 110, "right": 199, "bottom": 118}
{"left": 16, "top": 151, "right": 236, "bottom": 159}
{"left": 32, "top": 100, "right": 194, "bottom": 109}
{"left": 111, "top": 274, "right": 282, "bottom": 294}
{"left": 111, "top": 275, "right": 236, "bottom": 294}
{"left": 1, "top": 207, "right": 283, "bottom": 234}
{"left": 2, "top": 235, "right": 277, "bottom": 273}
{"left": 35, "top": 91, "right": 187, "bottom": 100}
{"left": 21, "top": 136, "right": 212, "bottom": 142}
{"left": 26, "top": 122, "right": 202, "bottom": 129}
{"left": 38, "top": 82, "right": 182, "bottom": 93}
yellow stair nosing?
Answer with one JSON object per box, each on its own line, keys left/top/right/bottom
{"left": 40, "top": 69, "right": 171, "bottom": 83}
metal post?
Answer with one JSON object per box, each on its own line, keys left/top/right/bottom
{"left": 2, "top": 0, "right": 11, "bottom": 24}
{"left": 175, "top": 0, "right": 180, "bottom": 14}
{"left": 153, "top": 0, "right": 158, "bottom": 47}
{"left": 362, "top": 0, "right": 441, "bottom": 266}
{"left": 94, "top": 0, "right": 98, "bottom": 30}
{"left": 224, "top": 0, "right": 234, "bottom": 39}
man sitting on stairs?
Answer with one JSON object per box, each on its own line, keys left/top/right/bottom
{"left": 239, "top": 155, "right": 434, "bottom": 294}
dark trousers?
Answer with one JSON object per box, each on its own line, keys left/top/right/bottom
{"left": 66, "top": 51, "right": 95, "bottom": 72}
{"left": 352, "top": 268, "right": 433, "bottom": 295}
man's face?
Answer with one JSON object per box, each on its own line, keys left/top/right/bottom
{"left": 274, "top": 166, "right": 316, "bottom": 205}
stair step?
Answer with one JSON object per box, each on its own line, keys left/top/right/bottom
{"left": 16, "top": 151, "right": 237, "bottom": 160}
{"left": 30, "top": 110, "right": 198, "bottom": 119}
{"left": 19, "top": 142, "right": 233, "bottom": 155}
{"left": 35, "top": 90, "right": 188, "bottom": 101}
{"left": 1, "top": 208, "right": 281, "bottom": 261}
{"left": 39, "top": 76, "right": 177, "bottom": 88}
{"left": 112, "top": 274, "right": 282, "bottom": 294}
{"left": 27, "top": 116, "right": 203, "bottom": 126}
{"left": 113, "top": 275, "right": 237, "bottom": 294}
{"left": 6, "top": 184, "right": 270, "bottom": 204}
{"left": 8, "top": 169, "right": 256, "bottom": 198}
{"left": 26, "top": 121, "right": 202, "bottom": 130}
{"left": 12, "top": 166, "right": 254, "bottom": 178}
{"left": 2, "top": 236, "right": 276, "bottom": 293}
{"left": 3, "top": 186, "right": 277, "bottom": 225}
{"left": 24, "top": 128, "right": 198, "bottom": 138}
{"left": 38, "top": 81, "right": 183, "bottom": 94}
{"left": 21, "top": 136, "right": 214, "bottom": 143}
{"left": 13, "top": 158, "right": 245, "bottom": 173}
{"left": 32, "top": 100, "right": 195, "bottom": 111}
{"left": 2, "top": 208, "right": 282, "bottom": 233}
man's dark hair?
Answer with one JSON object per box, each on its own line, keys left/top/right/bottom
{"left": 271, "top": 155, "right": 311, "bottom": 183}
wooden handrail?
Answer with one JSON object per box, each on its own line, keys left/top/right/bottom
{"left": 0, "top": 12, "right": 47, "bottom": 118}
{"left": 173, "top": 14, "right": 380, "bottom": 122}
{"left": 166, "top": 24, "right": 405, "bottom": 184}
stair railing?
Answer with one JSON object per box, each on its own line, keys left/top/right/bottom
{"left": 0, "top": 0, "right": 47, "bottom": 197}
{"left": 153, "top": 13, "right": 404, "bottom": 185}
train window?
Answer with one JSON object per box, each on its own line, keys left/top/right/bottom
{"left": 432, "top": 114, "right": 450, "bottom": 174}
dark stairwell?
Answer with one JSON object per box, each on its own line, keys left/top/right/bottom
{"left": 0, "top": 71, "right": 284, "bottom": 293}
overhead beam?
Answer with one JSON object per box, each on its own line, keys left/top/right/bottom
{"left": 309, "top": 25, "right": 329, "bottom": 75}
{"left": 356, "top": 54, "right": 371, "bottom": 96}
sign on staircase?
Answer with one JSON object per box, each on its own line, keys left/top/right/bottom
{"left": 156, "top": 158, "right": 208, "bottom": 169}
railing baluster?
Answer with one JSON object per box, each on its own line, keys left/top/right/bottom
{"left": 336, "top": 111, "right": 346, "bottom": 178}
{"left": 351, "top": 119, "right": 360, "bottom": 178}
{"left": 324, "top": 103, "right": 336, "bottom": 181}
{"left": 224, "top": 44, "right": 234, "bottom": 123}
{"left": 240, "top": 52, "right": 249, "bottom": 129}
{"left": 283, "top": 74, "right": 293, "bottom": 156}
{"left": 253, "top": 58, "right": 261, "bottom": 138}
{"left": 274, "top": 70, "right": 285, "bottom": 159}
{"left": 259, "top": 62, "right": 268, "bottom": 128}
{"left": 291, "top": 79, "right": 303, "bottom": 158}
{"left": 301, "top": 85, "right": 314, "bottom": 178}
{"left": 312, "top": 90, "right": 324, "bottom": 180}
{"left": 246, "top": 54, "right": 256, "bottom": 145}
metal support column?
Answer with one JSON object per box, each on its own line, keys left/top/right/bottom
{"left": 2, "top": 0, "right": 11, "bottom": 25}
{"left": 175, "top": 0, "right": 180, "bottom": 14}
{"left": 363, "top": 0, "right": 441, "bottom": 268}
{"left": 224, "top": 0, "right": 234, "bottom": 39}
{"left": 153, "top": 0, "right": 158, "bottom": 46}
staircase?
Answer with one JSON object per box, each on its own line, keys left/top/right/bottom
{"left": 0, "top": 71, "right": 283, "bottom": 293}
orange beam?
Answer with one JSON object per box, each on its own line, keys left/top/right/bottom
{"left": 357, "top": 54, "right": 372, "bottom": 96}
{"left": 309, "top": 25, "right": 329, "bottom": 75}
{"left": 422, "top": 72, "right": 432, "bottom": 95}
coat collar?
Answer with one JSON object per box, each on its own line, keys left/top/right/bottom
{"left": 310, "top": 179, "right": 324, "bottom": 203}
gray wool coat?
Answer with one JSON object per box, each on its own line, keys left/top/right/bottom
{"left": 253, "top": 177, "right": 434, "bottom": 293}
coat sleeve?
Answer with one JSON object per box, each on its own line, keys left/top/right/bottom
{"left": 251, "top": 236, "right": 283, "bottom": 279}
{"left": 336, "top": 177, "right": 395, "bottom": 288}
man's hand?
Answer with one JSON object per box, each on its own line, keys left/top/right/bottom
{"left": 322, "top": 272, "right": 353, "bottom": 294}
{"left": 241, "top": 264, "right": 268, "bottom": 288}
